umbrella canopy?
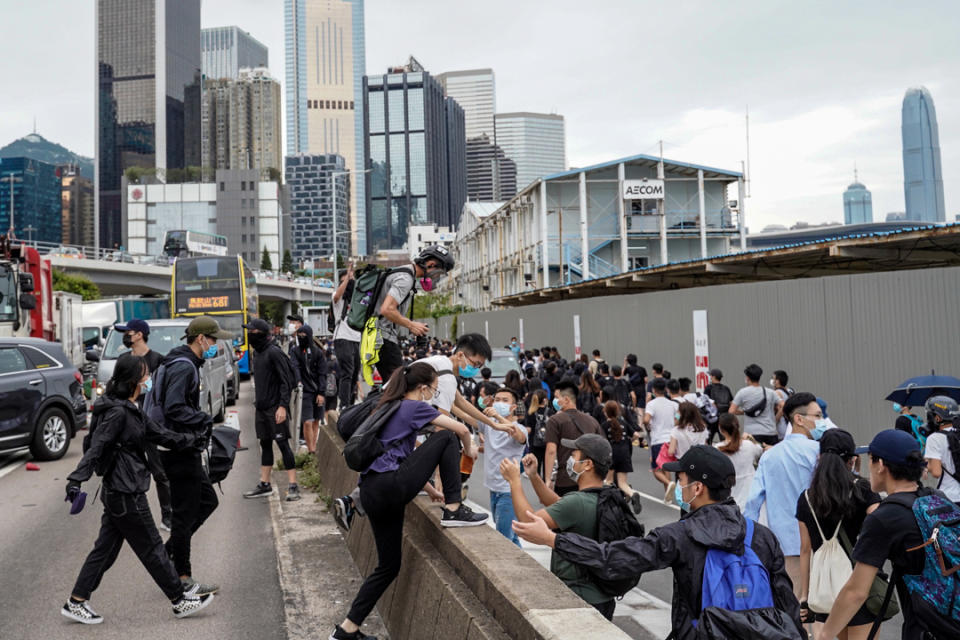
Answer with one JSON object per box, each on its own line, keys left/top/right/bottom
{"left": 885, "top": 375, "right": 960, "bottom": 407}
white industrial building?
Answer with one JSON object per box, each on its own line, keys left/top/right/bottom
{"left": 452, "top": 153, "right": 745, "bottom": 310}
{"left": 406, "top": 224, "right": 457, "bottom": 259}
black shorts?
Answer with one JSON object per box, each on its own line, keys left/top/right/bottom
{"left": 610, "top": 440, "right": 633, "bottom": 473}
{"left": 811, "top": 603, "right": 875, "bottom": 626}
{"left": 650, "top": 443, "right": 664, "bottom": 470}
{"left": 255, "top": 409, "right": 290, "bottom": 441}
{"left": 301, "top": 392, "right": 324, "bottom": 422}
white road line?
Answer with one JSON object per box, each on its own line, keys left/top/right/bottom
{"left": 634, "top": 489, "right": 681, "bottom": 511}
{"left": 0, "top": 451, "right": 31, "bottom": 480}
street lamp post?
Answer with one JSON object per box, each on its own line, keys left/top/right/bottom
{"left": 0, "top": 173, "right": 23, "bottom": 238}
{"left": 23, "top": 225, "right": 36, "bottom": 246}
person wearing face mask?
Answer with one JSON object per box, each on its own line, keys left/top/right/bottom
{"left": 157, "top": 316, "right": 232, "bottom": 598}
{"left": 62, "top": 355, "right": 215, "bottom": 625}
{"left": 513, "top": 445, "right": 802, "bottom": 639}
{"left": 289, "top": 323, "right": 327, "bottom": 455}
{"left": 241, "top": 318, "right": 299, "bottom": 501}
{"left": 284, "top": 314, "right": 304, "bottom": 352}
{"left": 921, "top": 395, "right": 960, "bottom": 503}
{"left": 543, "top": 380, "right": 603, "bottom": 497}
{"left": 744, "top": 392, "right": 822, "bottom": 598}
{"left": 476, "top": 387, "right": 527, "bottom": 545}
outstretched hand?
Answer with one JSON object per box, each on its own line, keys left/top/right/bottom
{"left": 521, "top": 453, "right": 539, "bottom": 476}
{"left": 499, "top": 457, "right": 522, "bottom": 484}
{"left": 512, "top": 511, "right": 556, "bottom": 547}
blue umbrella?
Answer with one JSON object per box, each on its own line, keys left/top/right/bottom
{"left": 885, "top": 374, "right": 960, "bottom": 407}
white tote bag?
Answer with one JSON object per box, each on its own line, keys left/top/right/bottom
{"left": 805, "top": 490, "right": 854, "bottom": 614}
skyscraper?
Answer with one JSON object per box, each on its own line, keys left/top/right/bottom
{"left": 494, "top": 112, "right": 566, "bottom": 191}
{"left": 61, "top": 164, "right": 95, "bottom": 246}
{"left": 285, "top": 0, "right": 367, "bottom": 255}
{"left": 902, "top": 86, "right": 946, "bottom": 222}
{"left": 437, "top": 69, "right": 514, "bottom": 201}
{"left": 363, "top": 62, "right": 467, "bottom": 252}
{"left": 285, "top": 154, "right": 350, "bottom": 264}
{"left": 96, "top": 0, "right": 202, "bottom": 250}
{"left": 201, "top": 26, "right": 269, "bottom": 80}
{"left": 843, "top": 169, "right": 873, "bottom": 225}
{"left": 0, "top": 157, "right": 62, "bottom": 244}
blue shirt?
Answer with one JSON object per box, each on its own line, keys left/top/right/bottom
{"left": 362, "top": 400, "right": 439, "bottom": 476}
{"left": 743, "top": 433, "right": 819, "bottom": 556}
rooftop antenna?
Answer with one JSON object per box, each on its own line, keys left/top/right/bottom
{"left": 745, "top": 106, "right": 751, "bottom": 198}
{"left": 33, "top": 116, "right": 37, "bottom": 135}
{"left": 854, "top": 161, "right": 859, "bottom": 183}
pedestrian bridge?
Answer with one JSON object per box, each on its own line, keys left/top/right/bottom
{"left": 48, "top": 256, "right": 333, "bottom": 303}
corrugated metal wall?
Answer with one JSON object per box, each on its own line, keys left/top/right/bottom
{"left": 432, "top": 266, "right": 960, "bottom": 446}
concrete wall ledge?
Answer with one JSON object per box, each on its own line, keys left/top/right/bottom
{"left": 315, "top": 422, "right": 632, "bottom": 640}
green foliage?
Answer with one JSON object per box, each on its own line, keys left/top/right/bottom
{"left": 336, "top": 253, "right": 346, "bottom": 269}
{"left": 266, "top": 167, "right": 282, "bottom": 184}
{"left": 451, "top": 314, "right": 459, "bottom": 340}
{"left": 258, "top": 298, "right": 299, "bottom": 327}
{"left": 260, "top": 247, "right": 273, "bottom": 271}
{"left": 281, "top": 249, "right": 294, "bottom": 274}
{"left": 52, "top": 269, "right": 100, "bottom": 301}
{"left": 412, "top": 291, "right": 467, "bottom": 322}
{"left": 124, "top": 166, "right": 156, "bottom": 184}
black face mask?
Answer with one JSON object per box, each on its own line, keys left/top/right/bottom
{"left": 297, "top": 336, "right": 310, "bottom": 349}
{"left": 122, "top": 334, "right": 134, "bottom": 348}
{"left": 248, "top": 332, "right": 269, "bottom": 351}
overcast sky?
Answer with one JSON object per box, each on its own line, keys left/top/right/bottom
{"left": 2, "top": 0, "right": 958, "bottom": 230}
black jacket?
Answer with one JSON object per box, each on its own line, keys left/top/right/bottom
{"left": 553, "top": 499, "right": 802, "bottom": 640}
{"left": 289, "top": 325, "right": 327, "bottom": 395}
{"left": 159, "top": 345, "right": 211, "bottom": 435}
{"left": 68, "top": 396, "right": 195, "bottom": 493}
{"left": 252, "top": 337, "right": 295, "bottom": 412}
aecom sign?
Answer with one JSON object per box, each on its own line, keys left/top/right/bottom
{"left": 622, "top": 179, "right": 664, "bottom": 200}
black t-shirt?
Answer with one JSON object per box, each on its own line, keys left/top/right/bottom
{"left": 118, "top": 349, "right": 164, "bottom": 374}
{"left": 794, "top": 478, "right": 881, "bottom": 551}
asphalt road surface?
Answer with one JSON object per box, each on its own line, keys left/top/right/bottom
{"left": 0, "top": 382, "right": 286, "bottom": 640}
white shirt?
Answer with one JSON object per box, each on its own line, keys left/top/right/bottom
{"left": 681, "top": 392, "right": 699, "bottom": 405}
{"left": 645, "top": 396, "right": 679, "bottom": 446}
{"left": 716, "top": 438, "right": 764, "bottom": 511}
{"left": 925, "top": 429, "right": 960, "bottom": 502}
{"left": 670, "top": 426, "right": 709, "bottom": 458}
{"left": 332, "top": 295, "right": 361, "bottom": 342}
{"left": 418, "top": 355, "right": 458, "bottom": 413}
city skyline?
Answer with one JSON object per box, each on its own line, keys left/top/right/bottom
{"left": 3, "top": 1, "right": 959, "bottom": 233}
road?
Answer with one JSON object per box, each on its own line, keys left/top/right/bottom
{"left": 0, "top": 382, "right": 286, "bottom": 640}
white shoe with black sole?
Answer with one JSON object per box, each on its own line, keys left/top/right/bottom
{"left": 61, "top": 600, "right": 103, "bottom": 625}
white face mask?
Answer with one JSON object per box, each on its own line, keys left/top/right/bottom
{"left": 286, "top": 323, "right": 297, "bottom": 336}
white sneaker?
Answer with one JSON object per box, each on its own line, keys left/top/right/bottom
{"left": 664, "top": 481, "right": 676, "bottom": 505}
{"left": 61, "top": 599, "right": 103, "bottom": 625}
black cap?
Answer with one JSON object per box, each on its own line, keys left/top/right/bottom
{"left": 559, "top": 434, "right": 613, "bottom": 469}
{"left": 709, "top": 368, "right": 723, "bottom": 379}
{"left": 819, "top": 429, "right": 856, "bottom": 458}
{"left": 662, "top": 445, "right": 736, "bottom": 489}
{"left": 242, "top": 318, "right": 272, "bottom": 333}
{"left": 115, "top": 318, "right": 150, "bottom": 336}
{"left": 286, "top": 314, "right": 304, "bottom": 324}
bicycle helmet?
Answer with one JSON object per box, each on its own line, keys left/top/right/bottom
{"left": 415, "top": 245, "right": 455, "bottom": 272}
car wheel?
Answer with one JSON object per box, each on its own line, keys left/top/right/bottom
{"left": 30, "top": 407, "right": 71, "bottom": 461}
{"left": 215, "top": 387, "right": 226, "bottom": 422}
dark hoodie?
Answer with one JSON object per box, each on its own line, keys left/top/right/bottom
{"left": 289, "top": 324, "right": 327, "bottom": 395}
{"left": 251, "top": 334, "right": 294, "bottom": 412}
{"left": 68, "top": 396, "right": 195, "bottom": 493}
{"left": 553, "top": 499, "right": 802, "bottom": 640}
{"left": 159, "top": 344, "right": 211, "bottom": 436}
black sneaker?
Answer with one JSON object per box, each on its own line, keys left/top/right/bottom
{"left": 329, "top": 624, "right": 377, "bottom": 640}
{"left": 333, "top": 495, "right": 354, "bottom": 531}
{"left": 244, "top": 482, "right": 272, "bottom": 499}
{"left": 172, "top": 593, "right": 214, "bottom": 618}
{"left": 629, "top": 492, "right": 643, "bottom": 515}
{"left": 286, "top": 485, "right": 302, "bottom": 502}
{"left": 440, "top": 503, "right": 488, "bottom": 528}
{"left": 61, "top": 599, "right": 103, "bottom": 625}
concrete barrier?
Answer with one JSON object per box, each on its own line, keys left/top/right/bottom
{"left": 315, "top": 422, "right": 634, "bottom": 640}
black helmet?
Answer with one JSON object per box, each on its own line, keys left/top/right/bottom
{"left": 415, "top": 245, "right": 454, "bottom": 272}
{"left": 925, "top": 395, "right": 959, "bottom": 426}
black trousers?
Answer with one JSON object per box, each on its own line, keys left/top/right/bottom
{"left": 145, "top": 443, "right": 172, "bottom": 520}
{"left": 346, "top": 430, "right": 462, "bottom": 625}
{"left": 592, "top": 599, "right": 616, "bottom": 620}
{"left": 334, "top": 339, "right": 360, "bottom": 408}
{"left": 72, "top": 489, "right": 183, "bottom": 601}
{"left": 161, "top": 451, "right": 219, "bottom": 578}
{"left": 753, "top": 433, "right": 780, "bottom": 447}
{"left": 376, "top": 340, "right": 404, "bottom": 385}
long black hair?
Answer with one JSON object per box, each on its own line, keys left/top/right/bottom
{"left": 808, "top": 450, "right": 865, "bottom": 523}
{"left": 106, "top": 355, "right": 148, "bottom": 400}
{"left": 377, "top": 362, "right": 438, "bottom": 408}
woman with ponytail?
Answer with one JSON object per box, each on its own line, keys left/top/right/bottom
{"left": 599, "top": 400, "right": 642, "bottom": 513}
{"left": 715, "top": 413, "right": 763, "bottom": 510}
{"left": 332, "top": 362, "right": 487, "bottom": 640}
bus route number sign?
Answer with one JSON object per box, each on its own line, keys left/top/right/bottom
{"left": 188, "top": 295, "right": 230, "bottom": 310}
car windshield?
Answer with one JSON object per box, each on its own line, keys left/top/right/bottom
{"left": 483, "top": 354, "right": 519, "bottom": 378}
{"left": 102, "top": 324, "right": 188, "bottom": 359}
{"left": 0, "top": 270, "right": 16, "bottom": 322}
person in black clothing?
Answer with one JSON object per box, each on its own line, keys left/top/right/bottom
{"left": 290, "top": 323, "right": 327, "bottom": 455}
{"left": 62, "top": 355, "right": 214, "bottom": 625}
{"left": 242, "top": 318, "right": 299, "bottom": 501}
{"left": 524, "top": 389, "right": 550, "bottom": 479}
{"left": 514, "top": 445, "right": 803, "bottom": 640}
{"left": 115, "top": 318, "right": 171, "bottom": 531}
{"left": 599, "top": 400, "right": 642, "bottom": 514}
{"left": 159, "top": 316, "right": 231, "bottom": 596}
{"left": 624, "top": 354, "right": 647, "bottom": 410}
{"left": 703, "top": 368, "right": 733, "bottom": 444}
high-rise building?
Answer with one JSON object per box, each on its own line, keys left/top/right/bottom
{"left": 363, "top": 63, "right": 467, "bottom": 252}
{"left": 96, "top": 0, "right": 202, "bottom": 250}
{"left": 285, "top": 154, "right": 351, "bottom": 264}
{"left": 902, "top": 87, "right": 946, "bottom": 222}
{"left": 437, "top": 68, "right": 513, "bottom": 202}
{"left": 0, "top": 157, "right": 62, "bottom": 245}
{"left": 201, "top": 26, "right": 268, "bottom": 80}
{"left": 61, "top": 164, "right": 95, "bottom": 246}
{"left": 200, "top": 68, "right": 283, "bottom": 175}
{"left": 843, "top": 170, "right": 873, "bottom": 225}
{"left": 494, "top": 112, "right": 566, "bottom": 191}
{"left": 285, "top": 0, "right": 367, "bottom": 255}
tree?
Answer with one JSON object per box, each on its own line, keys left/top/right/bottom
{"left": 336, "top": 253, "right": 346, "bottom": 270}
{"left": 52, "top": 269, "right": 100, "bottom": 301}
{"left": 260, "top": 247, "right": 273, "bottom": 271}
{"left": 281, "top": 249, "right": 294, "bottom": 274}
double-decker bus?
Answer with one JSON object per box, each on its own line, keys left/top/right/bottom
{"left": 163, "top": 230, "right": 228, "bottom": 260}
{"left": 171, "top": 255, "right": 258, "bottom": 375}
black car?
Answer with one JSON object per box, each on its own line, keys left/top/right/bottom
{"left": 0, "top": 338, "right": 88, "bottom": 460}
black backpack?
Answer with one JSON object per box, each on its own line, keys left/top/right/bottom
{"left": 337, "top": 389, "right": 383, "bottom": 441}
{"left": 142, "top": 357, "right": 197, "bottom": 428}
{"left": 939, "top": 430, "right": 960, "bottom": 486}
{"left": 206, "top": 426, "right": 241, "bottom": 484}
{"left": 82, "top": 406, "right": 131, "bottom": 477}
{"left": 343, "top": 399, "right": 404, "bottom": 472}
{"left": 707, "top": 384, "right": 733, "bottom": 414}
{"left": 529, "top": 410, "right": 548, "bottom": 448}
{"left": 581, "top": 486, "right": 646, "bottom": 598}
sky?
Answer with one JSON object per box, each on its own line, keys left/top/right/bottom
{"left": 2, "top": 0, "right": 958, "bottom": 230}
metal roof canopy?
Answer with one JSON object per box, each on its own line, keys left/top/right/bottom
{"left": 542, "top": 152, "right": 743, "bottom": 182}
{"left": 495, "top": 223, "right": 960, "bottom": 307}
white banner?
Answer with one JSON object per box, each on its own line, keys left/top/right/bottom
{"left": 573, "top": 314, "right": 582, "bottom": 358}
{"left": 519, "top": 318, "right": 524, "bottom": 350}
{"left": 484, "top": 320, "right": 489, "bottom": 340}
{"left": 623, "top": 179, "right": 665, "bottom": 200}
{"left": 693, "top": 310, "right": 710, "bottom": 392}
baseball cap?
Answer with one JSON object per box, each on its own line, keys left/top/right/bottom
{"left": 286, "top": 314, "right": 304, "bottom": 324}
{"left": 560, "top": 434, "right": 613, "bottom": 469}
{"left": 185, "top": 316, "right": 233, "bottom": 339}
{"left": 663, "top": 445, "right": 736, "bottom": 489}
{"left": 115, "top": 318, "right": 150, "bottom": 336}
{"left": 819, "top": 429, "right": 856, "bottom": 458}
{"left": 242, "top": 318, "right": 272, "bottom": 333}
{"left": 868, "top": 429, "right": 923, "bottom": 466}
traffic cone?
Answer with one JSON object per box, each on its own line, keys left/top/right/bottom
{"left": 25, "top": 462, "right": 39, "bottom": 471}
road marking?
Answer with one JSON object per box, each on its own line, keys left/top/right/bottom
{"left": 634, "top": 489, "right": 681, "bottom": 511}
{"left": 0, "top": 451, "right": 31, "bottom": 480}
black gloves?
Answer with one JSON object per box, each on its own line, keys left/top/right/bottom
{"left": 65, "top": 480, "right": 81, "bottom": 502}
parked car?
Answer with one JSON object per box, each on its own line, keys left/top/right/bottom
{"left": 0, "top": 338, "right": 88, "bottom": 460}
{"left": 87, "top": 319, "right": 228, "bottom": 422}
{"left": 217, "top": 338, "right": 241, "bottom": 406}
{"left": 46, "top": 246, "right": 84, "bottom": 259}
{"left": 468, "top": 348, "right": 520, "bottom": 387}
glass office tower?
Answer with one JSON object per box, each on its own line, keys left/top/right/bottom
{"left": 96, "top": 0, "right": 202, "bottom": 250}
{"left": 843, "top": 174, "right": 873, "bottom": 225}
{"left": 201, "top": 26, "right": 269, "bottom": 81}
{"left": 902, "top": 86, "right": 946, "bottom": 222}
{"left": 494, "top": 112, "right": 566, "bottom": 192}
{"left": 0, "top": 157, "right": 62, "bottom": 244}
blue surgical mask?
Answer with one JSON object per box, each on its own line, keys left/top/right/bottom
{"left": 553, "top": 398, "right": 562, "bottom": 412}
{"left": 459, "top": 364, "right": 480, "bottom": 379}
{"left": 566, "top": 456, "right": 583, "bottom": 482}
{"left": 810, "top": 418, "right": 830, "bottom": 440}
{"left": 675, "top": 482, "right": 693, "bottom": 511}
{"left": 477, "top": 396, "right": 486, "bottom": 410}
{"left": 892, "top": 402, "right": 903, "bottom": 413}
{"left": 203, "top": 343, "right": 218, "bottom": 359}
{"left": 493, "top": 401, "right": 512, "bottom": 418}
{"left": 141, "top": 378, "right": 153, "bottom": 394}
{"left": 674, "top": 412, "right": 681, "bottom": 421}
